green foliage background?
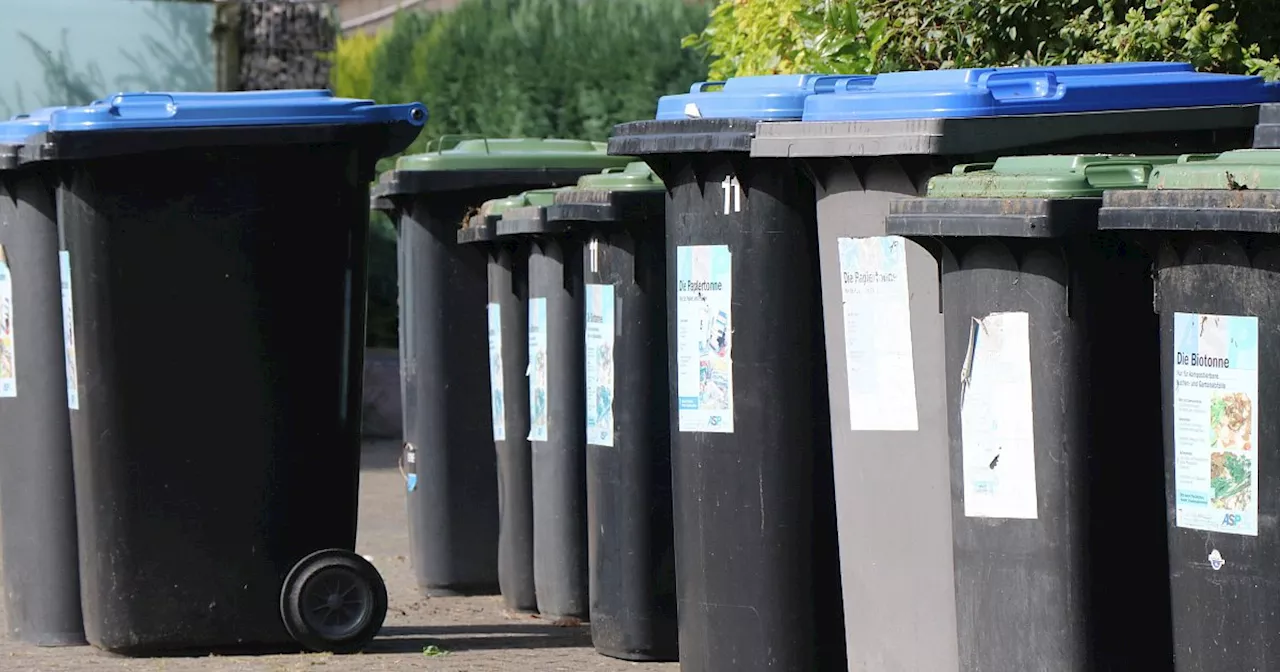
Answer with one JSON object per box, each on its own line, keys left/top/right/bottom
{"left": 687, "top": 0, "right": 1280, "bottom": 80}
{"left": 331, "top": 0, "right": 708, "bottom": 346}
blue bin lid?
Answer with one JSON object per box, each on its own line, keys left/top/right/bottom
{"left": 801, "top": 62, "right": 1280, "bottom": 121}
{"left": 0, "top": 107, "right": 62, "bottom": 145}
{"left": 47, "top": 90, "right": 427, "bottom": 133}
{"left": 655, "top": 74, "right": 874, "bottom": 121}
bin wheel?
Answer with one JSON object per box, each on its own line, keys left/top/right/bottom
{"left": 280, "top": 549, "right": 387, "bottom": 654}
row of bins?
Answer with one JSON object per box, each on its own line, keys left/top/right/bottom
{"left": 377, "top": 62, "right": 1280, "bottom": 671}
{"left": 601, "top": 62, "right": 1278, "bottom": 672}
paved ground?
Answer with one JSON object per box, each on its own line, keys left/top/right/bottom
{"left": 0, "top": 440, "right": 679, "bottom": 671}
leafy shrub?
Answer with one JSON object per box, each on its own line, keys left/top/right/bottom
{"left": 329, "top": 30, "right": 382, "bottom": 99}
{"left": 686, "top": 0, "right": 1280, "bottom": 79}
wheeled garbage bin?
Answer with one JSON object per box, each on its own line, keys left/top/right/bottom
{"left": 1098, "top": 149, "right": 1280, "bottom": 672}
{"left": 36, "top": 91, "right": 425, "bottom": 655}
{"left": 0, "top": 108, "right": 84, "bottom": 647}
{"left": 542, "top": 162, "right": 677, "bottom": 660}
{"left": 749, "top": 62, "right": 1280, "bottom": 672}
{"left": 459, "top": 188, "right": 564, "bottom": 614}
{"left": 608, "top": 75, "right": 851, "bottom": 672}
{"left": 492, "top": 188, "right": 596, "bottom": 622}
{"left": 372, "top": 139, "right": 629, "bottom": 601}
{"left": 885, "top": 155, "right": 1176, "bottom": 671}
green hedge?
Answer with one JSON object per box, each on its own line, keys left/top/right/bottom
{"left": 342, "top": 0, "right": 708, "bottom": 347}
{"left": 687, "top": 0, "right": 1280, "bottom": 79}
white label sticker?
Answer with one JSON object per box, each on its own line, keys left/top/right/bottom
{"left": 838, "top": 236, "right": 918, "bottom": 431}
{"left": 961, "top": 312, "right": 1037, "bottom": 519}
{"left": 585, "top": 284, "right": 615, "bottom": 447}
{"left": 675, "top": 245, "right": 733, "bottom": 433}
{"left": 59, "top": 251, "right": 78, "bottom": 410}
{"left": 528, "top": 297, "right": 549, "bottom": 442}
{"left": 0, "top": 252, "right": 15, "bottom": 398}
{"left": 1173, "top": 312, "right": 1259, "bottom": 536}
{"left": 487, "top": 302, "right": 505, "bottom": 442}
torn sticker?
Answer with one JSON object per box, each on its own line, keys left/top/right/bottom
{"left": 961, "top": 312, "right": 1037, "bottom": 520}
{"left": 59, "top": 251, "right": 78, "bottom": 410}
{"left": 0, "top": 246, "right": 14, "bottom": 398}
{"left": 584, "top": 284, "right": 615, "bottom": 447}
{"left": 675, "top": 244, "right": 733, "bottom": 433}
{"left": 528, "top": 297, "right": 549, "bottom": 442}
{"left": 487, "top": 303, "right": 505, "bottom": 442}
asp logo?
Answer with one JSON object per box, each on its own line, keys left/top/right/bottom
{"left": 708, "top": 415, "right": 723, "bottom": 427}
{"left": 1222, "top": 513, "right": 1243, "bottom": 527}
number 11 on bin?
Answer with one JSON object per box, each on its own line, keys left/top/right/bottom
{"left": 721, "top": 176, "right": 741, "bottom": 215}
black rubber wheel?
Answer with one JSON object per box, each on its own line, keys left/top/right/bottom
{"left": 280, "top": 549, "right": 388, "bottom": 654}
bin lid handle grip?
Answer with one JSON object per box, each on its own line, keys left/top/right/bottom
{"left": 1082, "top": 160, "right": 1157, "bottom": 189}
{"left": 107, "top": 93, "right": 178, "bottom": 120}
{"left": 429, "top": 134, "right": 486, "bottom": 153}
{"left": 952, "top": 162, "right": 996, "bottom": 175}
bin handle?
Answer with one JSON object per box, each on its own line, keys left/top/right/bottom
{"left": 108, "top": 93, "right": 178, "bottom": 120}
{"left": 1177, "top": 153, "right": 1221, "bottom": 164}
{"left": 980, "top": 69, "right": 1063, "bottom": 102}
{"left": 429, "top": 134, "right": 486, "bottom": 153}
{"left": 952, "top": 162, "right": 996, "bottom": 175}
{"left": 691, "top": 81, "right": 727, "bottom": 93}
{"left": 1082, "top": 160, "right": 1159, "bottom": 189}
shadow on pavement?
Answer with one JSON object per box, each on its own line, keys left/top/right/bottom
{"left": 367, "top": 623, "right": 593, "bottom": 654}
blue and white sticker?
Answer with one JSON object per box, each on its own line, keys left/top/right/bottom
{"left": 488, "top": 302, "right": 506, "bottom": 442}
{"left": 528, "top": 297, "right": 549, "bottom": 442}
{"left": 0, "top": 251, "right": 15, "bottom": 398}
{"left": 585, "top": 284, "right": 615, "bottom": 447}
{"left": 675, "top": 245, "right": 733, "bottom": 433}
{"left": 59, "top": 251, "right": 78, "bottom": 410}
{"left": 1172, "top": 312, "right": 1259, "bottom": 537}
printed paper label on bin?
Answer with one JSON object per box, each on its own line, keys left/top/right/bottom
{"left": 59, "top": 251, "right": 78, "bottom": 411}
{"left": 1172, "top": 312, "right": 1259, "bottom": 537}
{"left": 585, "top": 284, "right": 615, "bottom": 447}
{"left": 675, "top": 245, "right": 734, "bottom": 433}
{"left": 528, "top": 297, "right": 549, "bottom": 442}
{"left": 0, "top": 249, "right": 16, "bottom": 398}
{"left": 488, "top": 303, "right": 505, "bottom": 442}
{"left": 838, "top": 236, "right": 917, "bottom": 432}
{"left": 961, "top": 312, "right": 1037, "bottom": 519}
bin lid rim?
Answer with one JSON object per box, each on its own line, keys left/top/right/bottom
{"left": 0, "top": 106, "right": 64, "bottom": 145}
{"left": 800, "top": 62, "right": 1280, "bottom": 121}
{"left": 926, "top": 154, "right": 1177, "bottom": 197}
{"left": 568, "top": 161, "right": 664, "bottom": 191}
{"left": 46, "top": 90, "right": 427, "bottom": 133}
{"left": 394, "top": 138, "right": 631, "bottom": 171}
{"left": 1147, "top": 149, "right": 1280, "bottom": 190}
{"left": 655, "top": 73, "right": 872, "bottom": 121}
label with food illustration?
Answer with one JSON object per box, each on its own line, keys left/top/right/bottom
{"left": 960, "top": 312, "right": 1038, "bottom": 519}
{"left": 839, "top": 236, "right": 918, "bottom": 432}
{"left": 1173, "top": 312, "right": 1259, "bottom": 536}
{"left": 675, "top": 245, "right": 734, "bottom": 433}
{"left": 59, "top": 251, "right": 79, "bottom": 410}
{"left": 584, "top": 284, "right": 615, "bottom": 447}
{"left": 487, "top": 303, "right": 505, "bottom": 442}
{"left": 527, "top": 297, "right": 549, "bottom": 442}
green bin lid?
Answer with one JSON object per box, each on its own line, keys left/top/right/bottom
{"left": 480, "top": 188, "right": 564, "bottom": 218}
{"left": 571, "top": 161, "right": 664, "bottom": 191}
{"left": 926, "top": 155, "right": 1177, "bottom": 199}
{"left": 1147, "top": 149, "right": 1280, "bottom": 190}
{"left": 396, "top": 136, "right": 633, "bottom": 172}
